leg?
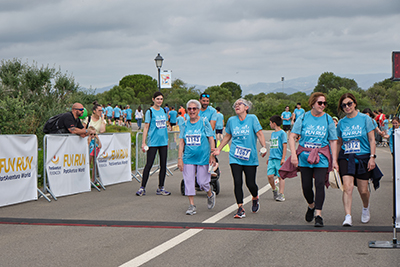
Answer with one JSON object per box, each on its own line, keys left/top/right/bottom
{"left": 196, "top": 165, "right": 211, "bottom": 196}
{"left": 342, "top": 175, "right": 354, "bottom": 215}
{"left": 278, "top": 177, "right": 285, "bottom": 194}
{"left": 230, "top": 164, "right": 244, "bottom": 205}
{"left": 157, "top": 146, "right": 168, "bottom": 188}
{"left": 313, "top": 168, "right": 328, "bottom": 216}
{"left": 299, "top": 167, "right": 315, "bottom": 208}
{"left": 141, "top": 147, "right": 158, "bottom": 188}
{"left": 356, "top": 179, "right": 370, "bottom": 208}
{"left": 243, "top": 165, "right": 258, "bottom": 198}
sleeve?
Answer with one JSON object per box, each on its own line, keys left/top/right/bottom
{"left": 144, "top": 110, "right": 151, "bottom": 124}
{"left": 252, "top": 115, "right": 262, "bottom": 133}
{"left": 225, "top": 118, "right": 232, "bottom": 135}
{"left": 210, "top": 109, "right": 218, "bottom": 121}
{"left": 337, "top": 120, "right": 342, "bottom": 138}
{"left": 179, "top": 122, "right": 186, "bottom": 139}
{"left": 327, "top": 115, "right": 338, "bottom": 140}
{"left": 365, "top": 115, "right": 375, "bottom": 133}
{"left": 204, "top": 119, "right": 214, "bottom": 137}
{"left": 292, "top": 113, "right": 304, "bottom": 135}
{"left": 281, "top": 130, "right": 288, "bottom": 144}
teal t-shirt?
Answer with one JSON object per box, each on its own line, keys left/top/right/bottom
{"left": 177, "top": 116, "right": 185, "bottom": 127}
{"left": 105, "top": 106, "right": 113, "bottom": 117}
{"left": 293, "top": 108, "right": 305, "bottom": 121}
{"left": 225, "top": 114, "right": 263, "bottom": 166}
{"left": 281, "top": 111, "right": 292, "bottom": 125}
{"left": 179, "top": 118, "right": 214, "bottom": 165}
{"left": 169, "top": 110, "right": 178, "bottom": 123}
{"left": 292, "top": 111, "right": 337, "bottom": 168}
{"left": 113, "top": 107, "right": 121, "bottom": 117}
{"left": 145, "top": 107, "right": 168, "bottom": 147}
{"left": 215, "top": 113, "right": 224, "bottom": 130}
{"left": 269, "top": 129, "right": 287, "bottom": 160}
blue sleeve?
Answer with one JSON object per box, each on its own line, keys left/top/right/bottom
{"left": 211, "top": 110, "right": 218, "bottom": 121}
{"left": 281, "top": 131, "right": 287, "bottom": 143}
{"left": 179, "top": 122, "right": 186, "bottom": 139}
{"left": 365, "top": 115, "right": 374, "bottom": 133}
{"left": 226, "top": 118, "right": 232, "bottom": 135}
{"left": 327, "top": 115, "right": 338, "bottom": 140}
{"left": 252, "top": 115, "right": 262, "bottom": 133}
{"left": 292, "top": 114, "right": 304, "bottom": 135}
{"left": 145, "top": 110, "right": 151, "bottom": 123}
{"left": 204, "top": 119, "right": 214, "bottom": 137}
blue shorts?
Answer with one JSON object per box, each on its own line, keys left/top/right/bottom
{"left": 267, "top": 158, "right": 282, "bottom": 177}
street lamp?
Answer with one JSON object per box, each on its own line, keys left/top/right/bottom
{"left": 154, "top": 53, "right": 164, "bottom": 91}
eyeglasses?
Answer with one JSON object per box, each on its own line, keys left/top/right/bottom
{"left": 233, "top": 102, "right": 245, "bottom": 108}
{"left": 187, "top": 107, "right": 198, "bottom": 111}
{"left": 98, "top": 109, "right": 103, "bottom": 112}
{"left": 74, "top": 108, "right": 84, "bottom": 111}
{"left": 201, "top": 94, "right": 210, "bottom": 98}
{"left": 341, "top": 101, "right": 353, "bottom": 108}
{"left": 317, "top": 101, "right": 327, "bottom": 106}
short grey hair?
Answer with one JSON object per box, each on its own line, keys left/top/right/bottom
{"left": 186, "top": 99, "right": 201, "bottom": 109}
{"left": 233, "top": 98, "right": 253, "bottom": 111}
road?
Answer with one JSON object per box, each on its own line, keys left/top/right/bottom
{"left": 0, "top": 130, "right": 398, "bottom": 267}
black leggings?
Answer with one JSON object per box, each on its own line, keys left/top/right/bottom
{"left": 230, "top": 164, "right": 258, "bottom": 204}
{"left": 141, "top": 146, "right": 168, "bottom": 188}
{"left": 299, "top": 167, "right": 327, "bottom": 210}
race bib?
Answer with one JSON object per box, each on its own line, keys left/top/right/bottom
{"left": 304, "top": 142, "right": 322, "bottom": 149}
{"left": 344, "top": 140, "right": 361, "bottom": 154}
{"left": 186, "top": 134, "right": 201, "bottom": 146}
{"left": 234, "top": 145, "right": 251, "bottom": 161}
{"left": 156, "top": 119, "right": 166, "bottom": 129}
{"left": 270, "top": 138, "right": 279, "bottom": 149}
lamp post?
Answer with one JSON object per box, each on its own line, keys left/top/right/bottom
{"left": 154, "top": 53, "right": 164, "bottom": 91}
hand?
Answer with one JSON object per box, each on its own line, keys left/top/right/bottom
{"left": 280, "top": 159, "right": 285, "bottom": 166}
{"left": 332, "top": 161, "right": 339, "bottom": 172}
{"left": 367, "top": 158, "right": 376, "bottom": 171}
{"left": 261, "top": 151, "right": 267, "bottom": 158}
{"left": 209, "top": 155, "right": 216, "bottom": 166}
{"left": 212, "top": 148, "right": 221, "bottom": 157}
{"left": 141, "top": 143, "right": 147, "bottom": 153}
{"left": 290, "top": 155, "right": 298, "bottom": 167}
{"left": 178, "top": 158, "right": 183, "bottom": 172}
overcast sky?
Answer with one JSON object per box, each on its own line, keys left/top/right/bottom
{"left": 1, "top": 0, "right": 399, "bottom": 89}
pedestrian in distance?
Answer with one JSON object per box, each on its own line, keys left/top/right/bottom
{"left": 215, "top": 107, "right": 224, "bottom": 146}
{"left": 267, "top": 115, "right": 287, "bottom": 202}
{"left": 125, "top": 105, "right": 133, "bottom": 128}
{"left": 280, "top": 92, "right": 338, "bottom": 227}
{"left": 199, "top": 93, "right": 217, "bottom": 131}
{"left": 281, "top": 106, "right": 292, "bottom": 133}
{"left": 168, "top": 106, "right": 178, "bottom": 131}
{"left": 337, "top": 93, "right": 383, "bottom": 227}
{"left": 87, "top": 126, "right": 102, "bottom": 185}
{"left": 135, "top": 106, "right": 143, "bottom": 130}
{"left": 83, "top": 101, "right": 106, "bottom": 134}
{"left": 113, "top": 104, "right": 122, "bottom": 126}
{"left": 105, "top": 103, "right": 113, "bottom": 125}
{"left": 136, "top": 91, "right": 171, "bottom": 196}
{"left": 213, "top": 98, "right": 267, "bottom": 219}
{"left": 178, "top": 100, "right": 216, "bottom": 215}
{"left": 292, "top": 102, "right": 305, "bottom": 124}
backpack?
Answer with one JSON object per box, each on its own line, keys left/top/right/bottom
{"left": 43, "top": 112, "right": 71, "bottom": 134}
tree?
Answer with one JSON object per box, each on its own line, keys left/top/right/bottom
{"left": 313, "top": 72, "right": 359, "bottom": 93}
{"left": 221, "top": 81, "right": 242, "bottom": 99}
{"left": 163, "top": 79, "right": 201, "bottom": 108}
{"left": 119, "top": 74, "right": 158, "bottom": 103}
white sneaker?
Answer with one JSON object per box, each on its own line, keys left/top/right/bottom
{"left": 342, "top": 214, "right": 352, "bottom": 227}
{"left": 361, "top": 206, "right": 370, "bottom": 223}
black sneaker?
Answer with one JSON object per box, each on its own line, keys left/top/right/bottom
{"left": 314, "top": 215, "right": 324, "bottom": 227}
{"left": 305, "top": 207, "right": 315, "bottom": 222}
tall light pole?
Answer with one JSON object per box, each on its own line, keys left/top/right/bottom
{"left": 281, "top": 77, "right": 284, "bottom": 93}
{"left": 154, "top": 53, "right": 164, "bottom": 91}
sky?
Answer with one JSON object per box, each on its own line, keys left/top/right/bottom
{"left": 0, "top": 0, "right": 399, "bottom": 90}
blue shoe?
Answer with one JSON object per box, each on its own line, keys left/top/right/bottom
{"left": 136, "top": 187, "right": 146, "bottom": 196}
{"left": 252, "top": 197, "right": 260, "bottom": 213}
{"left": 156, "top": 187, "right": 171, "bottom": 196}
{"left": 234, "top": 206, "right": 246, "bottom": 219}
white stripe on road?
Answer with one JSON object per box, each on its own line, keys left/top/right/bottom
{"left": 120, "top": 184, "right": 272, "bottom": 267}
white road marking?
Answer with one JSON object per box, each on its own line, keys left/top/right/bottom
{"left": 120, "top": 184, "right": 272, "bottom": 267}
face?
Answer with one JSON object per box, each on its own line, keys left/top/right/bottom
{"left": 187, "top": 103, "right": 199, "bottom": 118}
{"left": 95, "top": 106, "right": 103, "bottom": 114}
{"left": 73, "top": 104, "right": 84, "bottom": 117}
{"left": 200, "top": 97, "right": 209, "bottom": 109}
{"left": 312, "top": 96, "right": 327, "bottom": 113}
{"left": 152, "top": 95, "right": 163, "bottom": 107}
{"left": 297, "top": 104, "right": 301, "bottom": 109}
{"left": 234, "top": 101, "right": 248, "bottom": 115}
{"left": 393, "top": 120, "right": 399, "bottom": 129}
{"left": 89, "top": 130, "right": 97, "bottom": 137}
{"left": 341, "top": 97, "right": 355, "bottom": 114}
{"left": 285, "top": 107, "right": 289, "bottom": 112}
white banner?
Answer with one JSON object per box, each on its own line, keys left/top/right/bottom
{"left": 97, "top": 133, "right": 131, "bottom": 186}
{"left": 46, "top": 135, "right": 90, "bottom": 197}
{"left": 160, "top": 70, "right": 172, "bottom": 89}
{"left": 0, "top": 135, "right": 38, "bottom": 207}
{"left": 395, "top": 130, "right": 400, "bottom": 228}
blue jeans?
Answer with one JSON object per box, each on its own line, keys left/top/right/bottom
{"left": 137, "top": 118, "right": 142, "bottom": 129}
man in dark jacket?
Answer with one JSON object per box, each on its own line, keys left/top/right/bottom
{"left": 57, "top": 103, "right": 88, "bottom": 138}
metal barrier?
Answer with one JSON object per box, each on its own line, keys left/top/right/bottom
{"left": 133, "top": 131, "right": 180, "bottom": 180}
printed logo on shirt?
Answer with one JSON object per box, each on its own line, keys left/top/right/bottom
{"left": 232, "top": 125, "right": 250, "bottom": 139}
{"left": 342, "top": 125, "right": 362, "bottom": 138}
{"left": 270, "top": 138, "right": 279, "bottom": 149}
{"left": 304, "top": 125, "right": 327, "bottom": 138}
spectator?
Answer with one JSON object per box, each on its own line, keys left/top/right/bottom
{"left": 135, "top": 106, "right": 143, "bottom": 130}
{"left": 105, "top": 103, "right": 113, "bottom": 125}
{"left": 125, "top": 105, "right": 133, "bottom": 128}
{"left": 57, "top": 103, "right": 88, "bottom": 137}
{"left": 87, "top": 126, "right": 102, "bottom": 185}
{"left": 83, "top": 102, "right": 106, "bottom": 134}
{"left": 113, "top": 104, "right": 122, "bottom": 126}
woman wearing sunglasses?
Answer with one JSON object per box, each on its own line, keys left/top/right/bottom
{"left": 336, "top": 93, "right": 383, "bottom": 226}
{"left": 213, "top": 99, "right": 267, "bottom": 219}
{"left": 281, "top": 92, "right": 338, "bottom": 227}
{"left": 83, "top": 102, "right": 106, "bottom": 134}
{"left": 178, "top": 100, "right": 216, "bottom": 215}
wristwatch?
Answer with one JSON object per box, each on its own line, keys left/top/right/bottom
{"left": 370, "top": 154, "right": 377, "bottom": 158}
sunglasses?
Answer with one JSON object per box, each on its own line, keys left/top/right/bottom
{"left": 341, "top": 101, "right": 353, "bottom": 108}
{"left": 74, "top": 108, "right": 84, "bottom": 111}
{"left": 187, "top": 107, "right": 198, "bottom": 111}
{"left": 201, "top": 94, "right": 210, "bottom": 98}
{"left": 90, "top": 133, "right": 97, "bottom": 136}
{"left": 317, "top": 101, "right": 327, "bottom": 106}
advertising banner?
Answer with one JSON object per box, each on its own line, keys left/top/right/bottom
{"left": 160, "top": 70, "right": 172, "bottom": 88}
{"left": 97, "top": 133, "right": 131, "bottom": 186}
{"left": 0, "top": 135, "right": 38, "bottom": 207}
{"left": 395, "top": 130, "right": 400, "bottom": 228}
{"left": 46, "top": 135, "right": 90, "bottom": 197}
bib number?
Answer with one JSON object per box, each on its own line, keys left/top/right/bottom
{"left": 186, "top": 134, "right": 201, "bottom": 146}
{"left": 270, "top": 138, "right": 279, "bottom": 149}
{"left": 156, "top": 119, "right": 166, "bottom": 129}
{"left": 304, "top": 142, "right": 322, "bottom": 149}
{"left": 234, "top": 145, "right": 251, "bottom": 161}
{"left": 344, "top": 140, "right": 361, "bottom": 154}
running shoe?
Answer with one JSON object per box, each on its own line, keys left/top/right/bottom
{"left": 342, "top": 214, "right": 353, "bottom": 227}
{"left": 361, "top": 206, "right": 370, "bottom": 223}
{"left": 305, "top": 207, "right": 315, "bottom": 222}
{"left": 276, "top": 193, "right": 285, "bottom": 202}
{"left": 136, "top": 186, "right": 146, "bottom": 196}
{"left": 272, "top": 187, "right": 279, "bottom": 200}
{"left": 156, "top": 187, "right": 171, "bottom": 196}
{"left": 186, "top": 205, "right": 196, "bottom": 215}
{"left": 207, "top": 191, "right": 216, "bottom": 209}
{"left": 234, "top": 206, "right": 246, "bottom": 218}
{"left": 314, "top": 215, "right": 324, "bottom": 227}
{"left": 252, "top": 197, "right": 260, "bottom": 213}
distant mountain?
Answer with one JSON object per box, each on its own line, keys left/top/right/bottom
{"left": 79, "top": 84, "right": 116, "bottom": 94}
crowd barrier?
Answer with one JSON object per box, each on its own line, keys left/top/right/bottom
{"left": 133, "top": 131, "right": 180, "bottom": 180}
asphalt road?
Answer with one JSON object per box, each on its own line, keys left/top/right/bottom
{"left": 0, "top": 130, "right": 398, "bottom": 267}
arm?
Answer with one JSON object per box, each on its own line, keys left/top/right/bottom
{"left": 213, "top": 133, "right": 232, "bottom": 156}
{"left": 367, "top": 130, "right": 376, "bottom": 171}
{"left": 288, "top": 132, "right": 298, "bottom": 167}
{"left": 141, "top": 123, "right": 150, "bottom": 152}
{"left": 329, "top": 139, "right": 338, "bottom": 171}
{"left": 68, "top": 126, "right": 87, "bottom": 137}
{"left": 256, "top": 130, "right": 267, "bottom": 157}
{"left": 99, "top": 119, "right": 106, "bottom": 134}
{"left": 96, "top": 136, "right": 102, "bottom": 149}
{"left": 208, "top": 136, "right": 216, "bottom": 166}
{"left": 210, "top": 120, "right": 216, "bottom": 131}
{"left": 281, "top": 143, "right": 287, "bottom": 165}
{"left": 178, "top": 138, "right": 185, "bottom": 171}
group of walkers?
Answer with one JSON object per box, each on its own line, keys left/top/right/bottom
{"left": 134, "top": 90, "right": 390, "bottom": 228}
